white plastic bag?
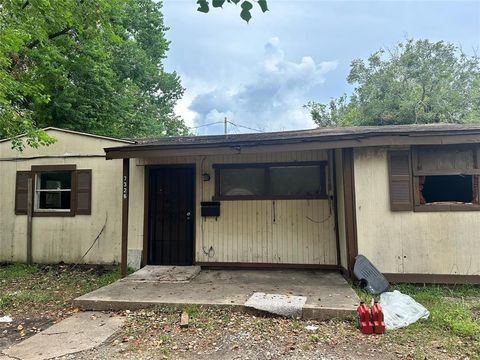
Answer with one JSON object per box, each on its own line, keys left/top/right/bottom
{"left": 380, "top": 290, "right": 429, "bottom": 330}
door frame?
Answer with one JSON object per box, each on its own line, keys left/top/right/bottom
{"left": 142, "top": 164, "right": 196, "bottom": 267}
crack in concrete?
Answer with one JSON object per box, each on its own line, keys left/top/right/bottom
{"left": 1, "top": 350, "right": 22, "bottom": 360}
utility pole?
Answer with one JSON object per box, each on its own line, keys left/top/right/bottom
{"left": 224, "top": 117, "right": 228, "bottom": 135}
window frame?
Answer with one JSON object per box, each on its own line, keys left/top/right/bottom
{"left": 31, "top": 165, "right": 76, "bottom": 217}
{"left": 213, "top": 161, "right": 328, "bottom": 201}
{"left": 411, "top": 146, "right": 480, "bottom": 212}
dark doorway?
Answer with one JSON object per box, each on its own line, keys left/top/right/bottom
{"left": 147, "top": 166, "right": 195, "bottom": 265}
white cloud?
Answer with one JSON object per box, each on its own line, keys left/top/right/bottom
{"left": 182, "top": 37, "right": 338, "bottom": 134}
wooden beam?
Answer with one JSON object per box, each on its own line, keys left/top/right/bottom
{"left": 342, "top": 148, "right": 358, "bottom": 277}
{"left": 384, "top": 273, "right": 480, "bottom": 285}
{"left": 121, "top": 159, "right": 130, "bottom": 278}
{"left": 26, "top": 177, "right": 33, "bottom": 265}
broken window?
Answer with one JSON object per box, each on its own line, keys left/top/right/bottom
{"left": 411, "top": 146, "right": 480, "bottom": 211}
{"left": 419, "top": 175, "right": 474, "bottom": 204}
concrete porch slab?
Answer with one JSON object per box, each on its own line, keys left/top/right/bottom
{"left": 124, "top": 265, "right": 201, "bottom": 283}
{"left": 2, "top": 312, "right": 123, "bottom": 360}
{"left": 74, "top": 269, "right": 359, "bottom": 320}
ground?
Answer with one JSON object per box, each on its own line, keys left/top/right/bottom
{"left": 1, "top": 264, "right": 479, "bottom": 360}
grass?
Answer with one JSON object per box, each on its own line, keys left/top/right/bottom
{"left": 1, "top": 264, "right": 478, "bottom": 359}
{"left": 0, "top": 263, "right": 121, "bottom": 317}
{"left": 354, "top": 283, "right": 480, "bottom": 358}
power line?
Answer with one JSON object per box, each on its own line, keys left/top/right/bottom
{"left": 189, "top": 119, "right": 265, "bottom": 134}
{"left": 227, "top": 120, "right": 265, "bottom": 133}
{"left": 190, "top": 121, "right": 223, "bottom": 129}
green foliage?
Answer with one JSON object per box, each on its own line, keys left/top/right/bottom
{"left": 307, "top": 39, "right": 480, "bottom": 127}
{"left": 0, "top": 0, "right": 187, "bottom": 149}
{"left": 197, "top": 0, "right": 268, "bottom": 23}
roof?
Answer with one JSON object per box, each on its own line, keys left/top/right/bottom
{"left": 0, "top": 127, "right": 134, "bottom": 144}
{"left": 105, "top": 124, "right": 480, "bottom": 159}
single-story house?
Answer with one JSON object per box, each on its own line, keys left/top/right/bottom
{"left": 2, "top": 124, "right": 480, "bottom": 284}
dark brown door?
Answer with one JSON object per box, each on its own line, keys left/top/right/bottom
{"left": 148, "top": 166, "right": 195, "bottom": 265}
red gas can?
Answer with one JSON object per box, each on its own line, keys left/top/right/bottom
{"left": 371, "top": 301, "right": 385, "bottom": 334}
{"left": 356, "top": 302, "right": 373, "bottom": 334}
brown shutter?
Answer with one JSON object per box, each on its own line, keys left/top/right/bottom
{"left": 75, "top": 170, "right": 92, "bottom": 215}
{"left": 15, "top": 171, "right": 32, "bottom": 215}
{"left": 388, "top": 151, "right": 413, "bottom": 211}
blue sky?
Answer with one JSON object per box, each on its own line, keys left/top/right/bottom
{"left": 162, "top": 0, "right": 480, "bottom": 134}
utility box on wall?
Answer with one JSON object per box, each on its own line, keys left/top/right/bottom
{"left": 201, "top": 201, "right": 220, "bottom": 217}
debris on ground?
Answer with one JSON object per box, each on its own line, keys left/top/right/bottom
{"left": 380, "top": 290, "right": 430, "bottom": 329}
{"left": 244, "top": 292, "right": 307, "bottom": 318}
{"left": 180, "top": 311, "right": 189, "bottom": 328}
{"left": 353, "top": 254, "right": 390, "bottom": 295}
{"left": 0, "top": 316, "right": 13, "bottom": 323}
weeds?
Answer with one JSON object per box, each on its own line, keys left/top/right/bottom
{"left": 0, "top": 263, "right": 120, "bottom": 315}
{"left": 353, "top": 283, "right": 480, "bottom": 357}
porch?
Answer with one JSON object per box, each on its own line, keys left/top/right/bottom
{"left": 74, "top": 266, "right": 359, "bottom": 320}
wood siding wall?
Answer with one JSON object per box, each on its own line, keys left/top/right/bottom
{"left": 128, "top": 149, "right": 338, "bottom": 265}
{"left": 0, "top": 130, "right": 125, "bottom": 264}
{"left": 354, "top": 147, "right": 480, "bottom": 276}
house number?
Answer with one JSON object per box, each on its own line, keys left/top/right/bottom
{"left": 123, "top": 175, "right": 128, "bottom": 199}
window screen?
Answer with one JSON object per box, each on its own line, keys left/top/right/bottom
{"left": 215, "top": 162, "right": 327, "bottom": 200}
{"left": 35, "top": 171, "right": 72, "bottom": 210}
{"left": 270, "top": 166, "right": 322, "bottom": 196}
{"left": 219, "top": 168, "right": 265, "bottom": 196}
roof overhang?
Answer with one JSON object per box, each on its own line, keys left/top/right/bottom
{"left": 104, "top": 125, "right": 480, "bottom": 160}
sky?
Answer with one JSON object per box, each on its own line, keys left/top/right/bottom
{"left": 162, "top": 0, "right": 480, "bottom": 135}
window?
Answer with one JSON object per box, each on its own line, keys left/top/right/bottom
{"left": 388, "top": 146, "right": 480, "bottom": 212}
{"left": 419, "top": 175, "right": 475, "bottom": 204}
{"left": 14, "top": 165, "right": 92, "bottom": 216}
{"left": 214, "top": 162, "right": 327, "bottom": 200}
{"left": 35, "top": 171, "right": 72, "bottom": 211}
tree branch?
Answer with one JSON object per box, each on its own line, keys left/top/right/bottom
{"left": 27, "top": 27, "right": 72, "bottom": 49}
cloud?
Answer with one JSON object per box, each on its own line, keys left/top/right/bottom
{"left": 184, "top": 37, "right": 338, "bottom": 134}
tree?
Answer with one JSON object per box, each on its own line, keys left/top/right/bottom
{"left": 0, "top": 0, "right": 187, "bottom": 149}
{"left": 306, "top": 39, "right": 480, "bottom": 127}
{"left": 196, "top": 0, "right": 268, "bottom": 23}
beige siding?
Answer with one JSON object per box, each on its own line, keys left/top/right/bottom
{"left": 129, "top": 149, "right": 337, "bottom": 265}
{"left": 0, "top": 129, "right": 125, "bottom": 264}
{"left": 354, "top": 147, "right": 480, "bottom": 275}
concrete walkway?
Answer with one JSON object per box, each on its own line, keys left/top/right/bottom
{"left": 1, "top": 312, "right": 123, "bottom": 360}
{"left": 74, "top": 268, "right": 359, "bottom": 320}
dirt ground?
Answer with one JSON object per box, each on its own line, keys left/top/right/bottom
{"left": 1, "top": 265, "right": 479, "bottom": 360}
{"left": 67, "top": 307, "right": 472, "bottom": 360}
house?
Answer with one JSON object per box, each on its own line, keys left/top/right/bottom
{"left": 0, "top": 127, "right": 133, "bottom": 264}
{"left": 2, "top": 124, "right": 480, "bottom": 285}
{"left": 104, "top": 124, "right": 480, "bottom": 284}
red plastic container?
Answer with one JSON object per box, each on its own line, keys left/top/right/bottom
{"left": 371, "top": 302, "right": 385, "bottom": 334}
{"left": 357, "top": 302, "right": 373, "bottom": 334}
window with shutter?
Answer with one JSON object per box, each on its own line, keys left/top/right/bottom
{"left": 15, "top": 171, "right": 32, "bottom": 215}
{"left": 15, "top": 165, "right": 92, "bottom": 216}
{"left": 388, "top": 151, "right": 413, "bottom": 211}
{"left": 75, "top": 170, "right": 92, "bottom": 215}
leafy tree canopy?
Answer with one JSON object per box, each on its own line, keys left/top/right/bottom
{"left": 197, "top": 0, "right": 268, "bottom": 23}
{"left": 306, "top": 39, "right": 480, "bottom": 128}
{"left": 0, "top": 0, "right": 187, "bottom": 149}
